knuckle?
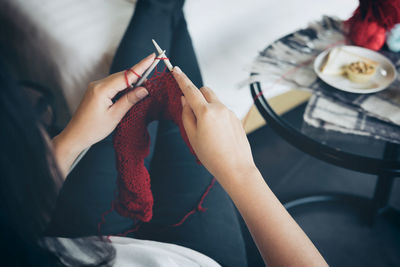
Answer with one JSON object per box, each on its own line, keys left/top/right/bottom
{"left": 216, "top": 103, "right": 227, "bottom": 112}
{"left": 185, "top": 84, "right": 195, "bottom": 92}
{"left": 87, "top": 82, "right": 101, "bottom": 97}
{"left": 88, "top": 81, "right": 97, "bottom": 90}
{"left": 217, "top": 105, "right": 232, "bottom": 118}
{"left": 203, "top": 86, "right": 213, "bottom": 93}
{"left": 126, "top": 92, "right": 139, "bottom": 104}
{"left": 201, "top": 87, "right": 211, "bottom": 95}
{"left": 229, "top": 109, "right": 237, "bottom": 118}
{"left": 198, "top": 104, "right": 210, "bottom": 116}
{"left": 91, "top": 83, "right": 103, "bottom": 95}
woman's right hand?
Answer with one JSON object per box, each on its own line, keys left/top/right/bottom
{"left": 173, "top": 67, "right": 328, "bottom": 267}
{"left": 172, "top": 66, "right": 258, "bottom": 185}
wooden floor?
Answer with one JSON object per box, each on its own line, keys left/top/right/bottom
{"left": 242, "top": 90, "right": 312, "bottom": 134}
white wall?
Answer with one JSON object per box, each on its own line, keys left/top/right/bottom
{"left": 184, "top": 0, "right": 358, "bottom": 118}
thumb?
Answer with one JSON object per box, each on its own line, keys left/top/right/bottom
{"left": 181, "top": 96, "right": 197, "bottom": 140}
{"left": 110, "top": 87, "right": 149, "bottom": 120}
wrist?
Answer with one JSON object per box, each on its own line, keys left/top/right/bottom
{"left": 217, "top": 164, "right": 263, "bottom": 192}
{"left": 52, "top": 131, "right": 82, "bottom": 156}
{"left": 52, "top": 131, "right": 84, "bottom": 176}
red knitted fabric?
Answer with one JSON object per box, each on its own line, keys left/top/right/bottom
{"left": 345, "top": 0, "right": 400, "bottom": 51}
{"left": 113, "top": 71, "right": 196, "bottom": 222}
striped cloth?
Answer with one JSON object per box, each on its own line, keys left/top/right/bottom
{"left": 303, "top": 90, "right": 400, "bottom": 144}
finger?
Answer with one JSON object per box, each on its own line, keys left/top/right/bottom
{"left": 181, "top": 96, "right": 197, "bottom": 138}
{"left": 103, "top": 53, "right": 155, "bottom": 98}
{"left": 110, "top": 87, "right": 149, "bottom": 120}
{"left": 172, "top": 66, "right": 207, "bottom": 112}
{"left": 199, "top": 86, "right": 219, "bottom": 103}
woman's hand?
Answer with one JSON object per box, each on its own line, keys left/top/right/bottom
{"left": 173, "top": 66, "right": 327, "bottom": 267}
{"left": 172, "top": 66, "right": 257, "bottom": 186}
{"left": 53, "top": 53, "right": 155, "bottom": 176}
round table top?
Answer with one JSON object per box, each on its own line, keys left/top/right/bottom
{"left": 250, "top": 16, "right": 400, "bottom": 176}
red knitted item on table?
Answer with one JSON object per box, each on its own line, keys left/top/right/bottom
{"left": 112, "top": 71, "right": 197, "bottom": 222}
{"left": 345, "top": 0, "right": 400, "bottom": 51}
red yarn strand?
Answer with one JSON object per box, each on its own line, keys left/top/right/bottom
{"left": 97, "top": 202, "right": 115, "bottom": 236}
{"left": 117, "top": 223, "right": 142, "bottom": 237}
{"left": 171, "top": 178, "right": 216, "bottom": 227}
{"left": 128, "top": 68, "right": 142, "bottom": 79}
{"left": 171, "top": 210, "right": 197, "bottom": 227}
{"left": 124, "top": 70, "right": 131, "bottom": 88}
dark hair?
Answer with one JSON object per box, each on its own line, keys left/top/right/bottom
{"left": 0, "top": 58, "right": 115, "bottom": 266}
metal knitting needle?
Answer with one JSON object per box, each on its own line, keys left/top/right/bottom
{"left": 152, "top": 39, "right": 173, "bottom": 71}
{"left": 134, "top": 49, "right": 166, "bottom": 87}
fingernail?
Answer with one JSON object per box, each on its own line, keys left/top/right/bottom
{"left": 135, "top": 88, "right": 149, "bottom": 99}
{"left": 173, "top": 66, "right": 182, "bottom": 74}
{"left": 181, "top": 95, "right": 186, "bottom": 107}
{"left": 146, "top": 53, "right": 155, "bottom": 59}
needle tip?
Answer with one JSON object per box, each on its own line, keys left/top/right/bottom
{"left": 152, "top": 39, "right": 163, "bottom": 54}
{"left": 152, "top": 40, "right": 173, "bottom": 72}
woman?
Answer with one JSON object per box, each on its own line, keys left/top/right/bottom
{"left": 0, "top": 0, "right": 327, "bottom": 266}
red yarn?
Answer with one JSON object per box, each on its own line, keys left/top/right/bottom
{"left": 128, "top": 68, "right": 142, "bottom": 79}
{"left": 346, "top": 0, "right": 400, "bottom": 50}
{"left": 171, "top": 177, "right": 216, "bottom": 227}
{"left": 124, "top": 70, "right": 131, "bottom": 89}
{"left": 113, "top": 71, "right": 199, "bottom": 223}
{"left": 98, "top": 176, "right": 216, "bottom": 236}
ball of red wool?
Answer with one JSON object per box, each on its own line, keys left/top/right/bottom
{"left": 349, "top": 20, "right": 386, "bottom": 51}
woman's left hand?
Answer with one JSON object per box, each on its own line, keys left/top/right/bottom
{"left": 53, "top": 53, "right": 155, "bottom": 176}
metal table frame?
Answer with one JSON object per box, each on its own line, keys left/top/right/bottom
{"left": 250, "top": 78, "right": 400, "bottom": 223}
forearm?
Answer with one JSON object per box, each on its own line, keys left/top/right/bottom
{"left": 52, "top": 130, "right": 84, "bottom": 178}
{"left": 220, "top": 168, "right": 327, "bottom": 267}
{"left": 171, "top": 67, "right": 327, "bottom": 265}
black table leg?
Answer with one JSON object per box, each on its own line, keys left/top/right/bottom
{"left": 369, "top": 143, "right": 399, "bottom": 224}
{"left": 283, "top": 142, "right": 400, "bottom": 226}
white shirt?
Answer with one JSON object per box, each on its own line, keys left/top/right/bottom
{"left": 110, "top": 236, "right": 221, "bottom": 267}
{"left": 42, "top": 236, "right": 221, "bottom": 267}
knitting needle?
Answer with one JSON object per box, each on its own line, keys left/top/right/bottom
{"left": 152, "top": 39, "right": 173, "bottom": 71}
{"left": 134, "top": 49, "right": 166, "bottom": 87}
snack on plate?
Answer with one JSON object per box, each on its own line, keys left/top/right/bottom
{"left": 320, "top": 47, "right": 347, "bottom": 75}
{"left": 343, "top": 61, "right": 376, "bottom": 83}
{"left": 320, "top": 47, "right": 378, "bottom": 83}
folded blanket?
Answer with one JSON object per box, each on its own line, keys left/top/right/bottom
{"left": 303, "top": 92, "right": 400, "bottom": 144}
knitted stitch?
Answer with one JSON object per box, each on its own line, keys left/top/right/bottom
{"left": 113, "top": 71, "right": 195, "bottom": 222}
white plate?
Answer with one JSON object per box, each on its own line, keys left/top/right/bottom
{"left": 314, "top": 45, "right": 397, "bottom": 94}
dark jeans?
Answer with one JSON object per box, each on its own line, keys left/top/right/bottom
{"left": 47, "top": 1, "right": 247, "bottom": 266}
